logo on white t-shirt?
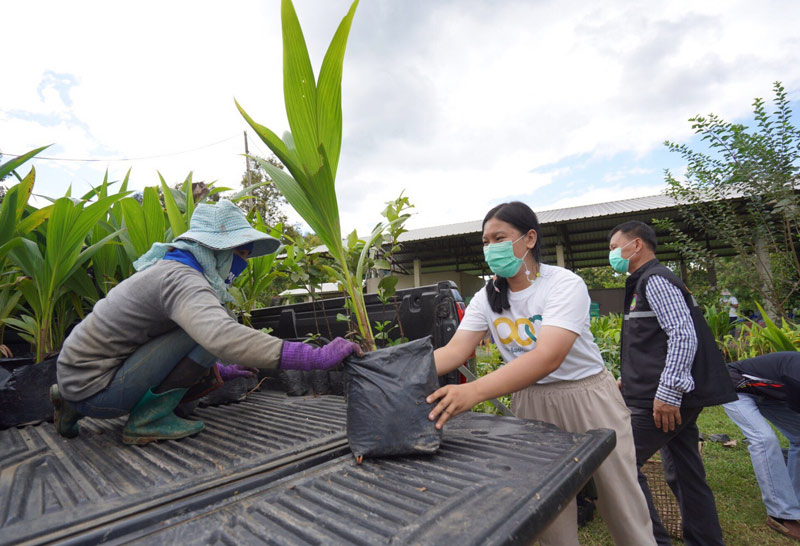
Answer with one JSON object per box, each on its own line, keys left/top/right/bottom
{"left": 493, "top": 314, "right": 542, "bottom": 347}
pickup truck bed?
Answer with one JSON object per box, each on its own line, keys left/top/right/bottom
{"left": 1, "top": 390, "right": 614, "bottom": 545}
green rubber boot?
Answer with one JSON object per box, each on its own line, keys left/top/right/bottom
{"left": 122, "top": 388, "right": 205, "bottom": 445}
{"left": 50, "top": 384, "right": 82, "bottom": 438}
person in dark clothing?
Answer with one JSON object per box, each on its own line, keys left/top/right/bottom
{"left": 608, "top": 220, "right": 736, "bottom": 546}
{"left": 724, "top": 352, "right": 800, "bottom": 541}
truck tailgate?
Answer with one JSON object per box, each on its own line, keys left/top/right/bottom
{"left": 1, "top": 395, "right": 614, "bottom": 545}
{"left": 0, "top": 392, "right": 349, "bottom": 545}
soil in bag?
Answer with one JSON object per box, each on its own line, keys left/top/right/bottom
{"left": 344, "top": 336, "right": 441, "bottom": 463}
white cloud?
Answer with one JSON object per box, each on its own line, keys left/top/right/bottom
{"left": 1, "top": 0, "right": 799, "bottom": 236}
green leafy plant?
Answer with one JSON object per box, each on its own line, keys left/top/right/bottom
{"left": 471, "top": 342, "right": 512, "bottom": 414}
{"left": 755, "top": 301, "right": 800, "bottom": 352}
{"left": 590, "top": 313, "right": 622, "bottom": 377}
{"left": 7, "top": 192, "right": 126, "bottom": 361}
{"left": 704, "top": 305, "right": 734, "bottom": 350}
{"left": 237, "top": 0, "right": 380, "bottom": 347}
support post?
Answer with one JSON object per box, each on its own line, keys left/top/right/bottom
{"left": 243, "top": 131, "right": 252, "bottom": 186}
{"left": 413, "top": 258, "right": 421, "bottom": 288}
{"left": 556, "top": 244, "right": 566, "bottom": 268}
{"left": 755, "top": 234, "right": 777, "bottom": 319}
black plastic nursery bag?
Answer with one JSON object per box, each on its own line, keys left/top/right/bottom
{"left": 344, "top": 336, "right": 442, "bottom": 462}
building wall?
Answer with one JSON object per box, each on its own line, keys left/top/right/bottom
{"left": 588, "top": 288, "right": 625, "bottom": 315}
{"left": 367, "top": 273, "right": 624, "bottom": 314}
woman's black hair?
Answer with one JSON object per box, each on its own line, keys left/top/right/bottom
{"left": 482, "top": 201, "right": 543, "bottom": 314}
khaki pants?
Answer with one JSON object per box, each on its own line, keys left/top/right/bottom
{"left": 513, "top": 369, "right": 656, "bottom": 546}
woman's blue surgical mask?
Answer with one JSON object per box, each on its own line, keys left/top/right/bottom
{"left": 609, "top": 239, "right": 638, "bottom": 274}
{"left": 484, "top": 234, "right": 529, "bottom": 278}
{"left": 226, "top": 254, "right": 248, "bottom": 284}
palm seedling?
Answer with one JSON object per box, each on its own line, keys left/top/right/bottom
{"left": 236, "top": 0, "right": 388, "bottom": 349}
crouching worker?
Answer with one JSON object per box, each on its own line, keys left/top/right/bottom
{"left": 426, "top": 202, "right": 656, "bottom": 546}
{"left": 724, "top": 352, "right": 800, "bottom": 541}
{"left": 50, "top": 200, "right": 361, "bottom": 445}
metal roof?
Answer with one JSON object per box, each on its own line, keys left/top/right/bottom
{"left": 399, "top": 194, "right": 679, "bottom": 243}
{"left": 389, "top": 193, "right": 738, "bottom": 272}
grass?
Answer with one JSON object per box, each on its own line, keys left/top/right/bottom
{"left": 578, "top": 406, "right": 796, "bottom": 545}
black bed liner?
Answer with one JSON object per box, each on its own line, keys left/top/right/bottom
{"left": 0, "top": 393, "right": 615, "bottom": 545}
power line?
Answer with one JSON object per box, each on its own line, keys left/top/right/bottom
{"left": 1, "top": 135, "right": 240, "bottom": 163}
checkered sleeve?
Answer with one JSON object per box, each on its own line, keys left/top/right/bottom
{"left": 645, "top": 275, "right": 697, "bottom": 406}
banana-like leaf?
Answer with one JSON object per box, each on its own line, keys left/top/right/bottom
{"left": 143, "top": 186, "right": 166, "bottom": 248}
{"left": 15, "top": 168, "right": 37, "bottom": 221}
{"left": 0, "top": 145, "right": 50, "bottom": 180}
{"left": 16, "top": 205, "right": 53, "bottom": 235}
{"left": 65, "top": 265, "right": 102, "bottom": 304}
{"left": 120, "top": 169, "right": 131, "bottom": 193}
{"left": 9, "top": 238, "right": 44, "bottom": 279}
{"left": 0, "top": 238, "right": 23, "bottom": 261}
{"left": 159, "top": 173, "right": 187, "bottom": 237}
{"left": 181, "top": 173, "right": 195, "bottom": 220}
{"left": 65, "top": 227, "right": 126, "bottom": 281}
{"left": 231, "top": 180, "right": 270, "bottom": 201}
{"left": 0, "top": 286, "right": 22, "bottom": 320}
{"left": 45, "top": 194, "right": 124, "bottom": 286}
{"left": 756, "top": 302, "right": 798, "bottom": 352}
{"left": 0, "top": 191, "right": 18, "bottom": 247}
{"left": 208, "top": 186, "right": 233, "bottom": 196}
{"left": 3, "top": 315, "right": 37, "bottom": 341}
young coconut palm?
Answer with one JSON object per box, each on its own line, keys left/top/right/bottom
{"left": 236, "top": 0, "right": 383, "bottom": 349}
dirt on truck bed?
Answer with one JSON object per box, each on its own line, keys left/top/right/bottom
{"left": 0, "top": 391, "right": 614, "bottom": 545}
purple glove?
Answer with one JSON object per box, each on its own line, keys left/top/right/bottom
{"left": 280, "top": 337, "right": 362, "bottom": 371}
{"left": 216, "top": 363, "right": 256, "bottom": 381}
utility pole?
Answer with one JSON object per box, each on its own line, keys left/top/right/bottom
{"left": 243, "top": 131, "right": 252, "bottom": 186}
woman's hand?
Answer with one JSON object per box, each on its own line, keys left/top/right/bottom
{"left": 426, "top": 383, "right": 482, "bottom": 430}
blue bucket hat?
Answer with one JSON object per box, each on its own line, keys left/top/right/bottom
{"left": 175, "top": 200, "right": 280, "bottom": 257}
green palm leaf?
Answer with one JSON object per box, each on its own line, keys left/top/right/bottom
{"left": 317, "top": 0, "right": 359, "bottom": 178}
{"left": 0, "top": 145, "right": 50, "bottom": 181}
{"left": 280, "top": 0, "right": 321, "bottom": 175}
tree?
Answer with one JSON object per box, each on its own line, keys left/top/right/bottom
{"left": 239, "top": 155, "right": 291, "bottom": 229}
{"left": 655, "top": 82, "right": 800, "bottom": 318}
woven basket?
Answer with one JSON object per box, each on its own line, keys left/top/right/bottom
{"left": 641, "top": 458, "right": 683, "bottom": 540}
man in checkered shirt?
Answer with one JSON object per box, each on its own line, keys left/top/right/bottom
{"left": 609, "top": 220, "right": 736, "bottom": 546}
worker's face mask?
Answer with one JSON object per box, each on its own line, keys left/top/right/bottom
{"left": 484, "top": 234, "right": 529, "bottom": 278}
{"left": 609, "top": 239, "right": 638, "bottom": 274}
{"left": 225, "top": 254, "right": 248, "bottom": 284}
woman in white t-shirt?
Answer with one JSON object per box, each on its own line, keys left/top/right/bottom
{"left": 427, "top": 201, "right": 656, "bottom": 546}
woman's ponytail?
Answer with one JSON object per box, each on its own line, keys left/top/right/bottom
{"left": 485, "top": 275, "right": 510, "bottom": 314}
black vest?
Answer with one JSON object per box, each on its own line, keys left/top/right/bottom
{"left": 621, "top": 259, "right": 736, "bottom": 409}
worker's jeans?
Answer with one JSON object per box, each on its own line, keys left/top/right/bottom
{"left": 70, "top": 329, "right": 216, "bottom": 418}
{"left": 724, "top": 393, "right": 800, "bottom": 520}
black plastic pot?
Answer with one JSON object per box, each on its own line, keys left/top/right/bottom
{"left": 0, "top": 356, "right": 57, "bottom": 429}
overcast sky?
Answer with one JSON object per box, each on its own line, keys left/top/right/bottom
{"left": 2, "top": 0, "right": 799, "bottom": 235}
